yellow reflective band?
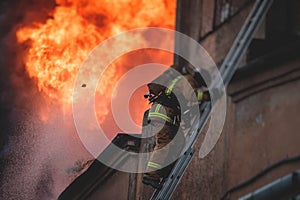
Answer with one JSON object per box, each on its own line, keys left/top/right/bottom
{"left": 147, "top": 162, "right": 161, "bottom": 169}
{"left": 165, "top": 75, "right": 182, "bottom": 96}
{"left": 197, "top": 91, "right": 203, "bottom": 101}
{"left": 149, "top": 112, "right": 173, "bottom": 123}
{"left": 155, "top": 104, "right": 162, "bottom": 112}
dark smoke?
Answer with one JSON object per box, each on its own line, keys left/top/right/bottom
{"left": 0, "top": 0, "right": 56, "bottom": 155}
{"left": 0, "top": 1, "right": 92, "bottom": 199}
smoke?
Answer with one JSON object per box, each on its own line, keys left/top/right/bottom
{"left": 0, "top": 1, "right": 92, "bottom": 199}
{"left": 0, "top": 0, "right": 175, "bottom": 198}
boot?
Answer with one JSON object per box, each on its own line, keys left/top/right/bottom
{"left": 142, "top": 177, "right": 163, "bottom": 189}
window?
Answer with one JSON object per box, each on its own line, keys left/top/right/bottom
{"left": 214, "top": 0, "right": 253, "bottom": 28}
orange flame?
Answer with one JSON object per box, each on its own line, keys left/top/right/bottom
{"left": 16, "top": 0, "right": 175, "bottom": 135}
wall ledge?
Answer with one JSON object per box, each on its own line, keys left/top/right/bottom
{"left": 228, "top": 40, "right": 300, "bottom": 102}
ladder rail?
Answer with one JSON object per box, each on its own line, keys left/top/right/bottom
{"left": 186, "top": 101, "right": 211, "bottom": 150}
{"left": 150, "top": 0, "right": 274, "bottom": 199}
{"left": 221, "top": 0, "right": 273, "bottom": 85}
{"left": 151, "top": 104, "right": 211, "bottom": 200}
{"left": 151, "top": 147, "right": 195, "bottom": 200}
{"left": 219, "top": 0, "right": 262, "bottom": 75}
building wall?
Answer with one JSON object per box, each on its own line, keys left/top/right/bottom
{"left": 169, "top": 1, "right": 300, "bottom": 199}
{"left": 137, "top": 1, "right": 300, "bottom": 199}
{"left": 170, "top": 48, "right": 300, "bottom": 200}
{"left": 225, "top": 64, "right": 300, "bottom": 199}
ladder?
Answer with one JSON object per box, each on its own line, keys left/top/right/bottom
{"left": 150, "top": 0, "right": 274, "bottom": 199}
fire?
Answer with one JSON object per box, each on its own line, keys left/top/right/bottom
{"left": 16, "top": 0, "right": 175, "bottom": 134}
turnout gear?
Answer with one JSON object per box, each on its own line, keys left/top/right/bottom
{"left": 148, "top": 103, "right": 180, "bottom": 127}
{"left": 145, "top": 64, "right": 183, "bottom": 97}
{"left": 143, "top": 65, "right": 210, "bottom": 188}
{"left": 143, "top": 120, "right": 185, "bottom": 183}
{"left": 142, "top": 177, "right": 163, "bottom": 189}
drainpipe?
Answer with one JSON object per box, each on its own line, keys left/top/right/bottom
{"left": 239, "top": 169, "right": 300, "bottom": 200}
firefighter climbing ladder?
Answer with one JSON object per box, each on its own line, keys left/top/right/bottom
{"left": 150, "top": 0, "right": 274, "bottom": 199}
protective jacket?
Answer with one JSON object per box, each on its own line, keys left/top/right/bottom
{"left": 144, "top": 72, "right": 205, "bottom": 182}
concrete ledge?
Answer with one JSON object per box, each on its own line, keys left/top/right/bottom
{"left": 228, "top": 41, "right": 300, "bottom": 102}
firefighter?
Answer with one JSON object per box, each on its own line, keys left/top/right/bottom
{"left": 142, "top": 65, "right": 211, "bottom": 189}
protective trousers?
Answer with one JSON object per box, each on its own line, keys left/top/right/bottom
{"left": 144, "top": 103, "right": 185, "bottom": 181}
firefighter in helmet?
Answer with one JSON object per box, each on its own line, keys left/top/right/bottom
{"left": 142, "top": 64, "right": 211, "bottom": 189}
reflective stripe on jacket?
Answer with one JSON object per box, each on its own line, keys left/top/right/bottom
{"left": 165, "top": 75, "right": 182, "bottom": 96}
{"left": 148, "top": 103, "right": 180, "bottom": 126}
